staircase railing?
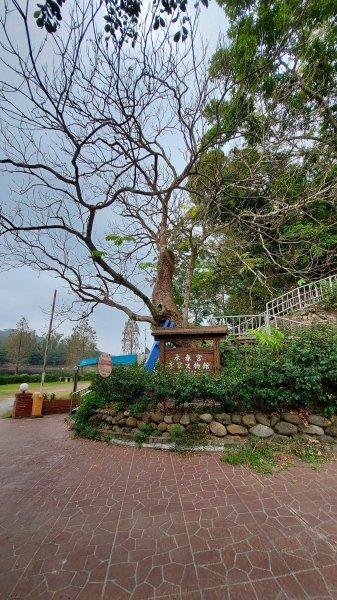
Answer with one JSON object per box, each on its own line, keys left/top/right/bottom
{"left": 214, "top": 274, "right": 337, "bottom": 336}
{"left": 265, "top": 274, "right": 337, "bottom": 317}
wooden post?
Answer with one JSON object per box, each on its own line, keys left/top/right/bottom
{"left": 159, "top": 339, "right": 165, "bottom": 369}
{"left": 213, "top": 339, "right": 220, "bottom": 373}
{"left": 40, "top": 290, "right": 57, "bottom": 397}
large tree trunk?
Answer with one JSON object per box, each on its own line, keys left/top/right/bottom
{"left": 182, "top": 247, "right": 197, "bottom": 325}
{"left": 152, "top": 248, "right": 183, "bottom": 327}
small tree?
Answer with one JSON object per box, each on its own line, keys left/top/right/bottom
{"left": 65, "top": 320, "right": 98, "bottom": 368}
{"left": 6, "top": 317, "right": 34, "bottom": 374}
{"left": 122, "top": 319, "right": 140, "bottom": 355}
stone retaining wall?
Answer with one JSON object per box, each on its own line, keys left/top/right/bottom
{"left": 94, "top": 406, "right": 337, "bottom": 444}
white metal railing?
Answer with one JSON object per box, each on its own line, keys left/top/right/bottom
{"left": 265, "top": 274, "right": 337, "bottom": 317}
{"left": 211, "top": 313, "right": 266, "bottom": 336}
{"left": 69, "top": 385, "right": 91, "bottom": 415}
{"left": 215, "top": 274, "right": 337, "bottom": 336}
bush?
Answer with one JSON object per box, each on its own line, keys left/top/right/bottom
{"left": 223, "top": 325, "right": 337, "bottom": 412}
{"left": 89, "top": 328, "right": 337, "bottom": 414}
{"left": 74, "top": 326, "right": 337, "bottom": 439}
{"left": 91, "top": 365, "right": 151, "bottom": 407}
{"left": 73, "top": 391, "right": 106, "bottom": 440}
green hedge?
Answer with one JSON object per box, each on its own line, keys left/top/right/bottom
{"left": 0, "top": 371, "right": 97, "bottom": 385}
{"left": 0, "top": 373, "right": 73, "bottom": 385}
{"left": 96, "top": 326, "right": 337, "bottom": 412}
{"left": 75, "top": 326, "right": 337, "bottom": 435}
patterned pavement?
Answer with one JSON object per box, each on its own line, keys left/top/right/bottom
{"left": 1, "top": 416, "right": 337, "bottom": 599}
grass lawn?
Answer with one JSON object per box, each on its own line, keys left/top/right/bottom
{"left": 0, "top": 381, "right": 91, "bottom": 400}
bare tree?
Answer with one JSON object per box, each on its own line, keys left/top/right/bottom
{"left": 6, "top": 316, "right": 34, "bottom": 374}
{"left": 0, "top": 0, "right": 231, "bottom": 326}
{"left": 65, "top": 319, "right": 97, "bottom": 367}
{"left": 121, "top": 318, "right": 140, "bottom": 355}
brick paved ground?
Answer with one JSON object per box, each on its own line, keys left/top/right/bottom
{"left": 1, "top": 416, "right": 337, "bottom": 600}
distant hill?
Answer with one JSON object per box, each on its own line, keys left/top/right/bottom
{"left": 0, "top": 329, "right": 14, "bottom": 340}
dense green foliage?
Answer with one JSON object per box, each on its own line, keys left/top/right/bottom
{"left": 91, "top": 366, "right": 151, "bottom": 406}
{"left": 187, "top": 0, "right": 337, "bottom": 314}
{"left": 73, "top": 391, "right": 107, "bottom": 440}
{"left": 75, "top": 327, "right": 337, "bottom": 440}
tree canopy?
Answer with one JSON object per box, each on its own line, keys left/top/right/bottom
{"left": 1, "top": 0, "right": 336, "bottom": 325}
{"left": 0, "top": 0, "right": 231, "bottom": 326}
{"left": 192, "top": 0, "right": 337, "bottom": 313}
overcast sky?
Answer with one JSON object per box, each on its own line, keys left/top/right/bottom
{"left": 0, "top": 1, "right": 226, "bottom": 355}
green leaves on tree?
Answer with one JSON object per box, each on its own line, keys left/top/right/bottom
{"left": 35, "top": 0, "right": 205, "bottom": 47}
{"left": 105, "top": 234, "right": 135, "bottom": 246}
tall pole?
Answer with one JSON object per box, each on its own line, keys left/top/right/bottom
{"left": 39, "top": 290, "right": 57, "bottom": 397}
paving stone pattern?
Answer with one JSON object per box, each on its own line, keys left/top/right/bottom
{"left": 1, "top": 416, "right": 337, "bottom": 599}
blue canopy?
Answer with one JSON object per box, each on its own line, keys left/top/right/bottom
{"left": 78, "top": 354, "right": 137, "bottom": 369}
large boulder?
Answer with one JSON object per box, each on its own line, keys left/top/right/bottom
{"left": 325, "top": 425, "right": 337, "bottom": 437}
{"left": 227, "top": 424, "right": 248, "bottom": 436}
{"left": 281, "top": 412, "right": 302, "bottom": 426}
{"left": 242, "top": 414, "right": 256, "bottom": 427}
{"left": 301, "top": 425, "right": 324, "bottom": 436}
{"left": 308, "top": 414, "right": 332, "bottom": 428}
{"left": 270, "top": 414, "right": 280, "bottom": 427}
{"left": 125, "top": 417, "right": 138, "bottom": 428}
{"left": 250, "top": 424, "right": 274, "bottom": 438}
{"left": 231, "top": 414, "right": 242, "bottom": 424}
{"left": 167, "top": 423, "right": 185, "bottom": 433}
{"left": 274, "top": 421, "right": 297, "bottom": 436}
{"left": 151, "top": 412, "right": 164, "bottom": 424}
{"left": 210, "top": 421, "right": 227, "bottom": 437}
{"left": 214, "top": 413, "right": 231, "bottom": 425}
{"left": 255, "top": 413, "right": 271, "bottom": 427}
{"left": 180, "top": 414, "right": 191, "bottom": 426}
{"left": 200, "top": 413, "right": 213, "bottom": 423}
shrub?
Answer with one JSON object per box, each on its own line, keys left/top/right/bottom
{"left": 91, "top": 365, "right": 151, "bottom": 407}
{"left": 74, "top": 326, "right": 337, "bottom": 440}
{"left": 73, "top": 391, "right": 106, "bottom": 440}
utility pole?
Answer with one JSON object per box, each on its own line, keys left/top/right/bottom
{"left": 39, "top": 290, "right": 57, "bottom": 396}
